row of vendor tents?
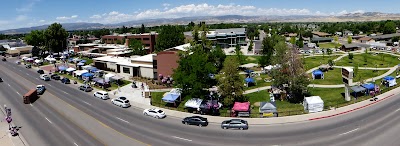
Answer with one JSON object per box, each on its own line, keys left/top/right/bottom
{"left": 57, "top": 65, "right": 124, "bottom": 83}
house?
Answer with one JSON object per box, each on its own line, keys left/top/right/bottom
{"left": 370, "top": 33, "right": 400, "bottom": 41}
{"left": 154, "top": 43, "right": 191, "bottom": 79}
{"left": 358, "top": 37, "right": 375, "bottom": 43}
{"left": 311, "top": 37, "right": 333, "bottom": 43}
{"left": 341, "top": 44, "right": 360, "bottom": 51}
{"left": 93, "top": 54, "right": 157, "bottom": 79}
{"left": 344, "top": 30, "right": 353, "bottom": 36}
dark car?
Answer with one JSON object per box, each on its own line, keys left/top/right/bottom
{"left": 61, "top": 78, "right": 70, "bottom": 84}
{"left": 221, "top": 119, "right": 248, "bottom": 130}
{"left": 79, "top": 84, "right": 93, "bottom": 92}
{"left": 50, "top": 74, "right": 61, "bottom": 80}
{"left": 182, "top": 116, "right": 208, "bottom": 127}
{"left": 0, "top": 77, "right": 3, "bottom": 82}
{"left": 25, "top": 64, "right": 32, "bottom": 68}
{"left": 1, "top": 58, "right": 6, "bottom": 61}
{"left": 37, "top": 69, "right": 44, "bottom": 74}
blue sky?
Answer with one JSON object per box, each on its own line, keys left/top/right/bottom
{"left": 1, "top": 0, "right": 400, "bottom": 30}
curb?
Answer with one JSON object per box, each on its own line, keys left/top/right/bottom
{"left": 0, "top": 105, "right": 29, "bottom": 146}
{"left": 309, "top": 94, "right": 395, "bottom": 121}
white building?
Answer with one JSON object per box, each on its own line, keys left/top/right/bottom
{"left": 93, "top": 54, "right": 156, "bottom": 79}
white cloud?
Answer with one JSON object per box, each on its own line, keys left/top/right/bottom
{"left": 16, "top": 15, "right": 28, "bottom": 21}
{"left": 39, "top": 20, "right": 45, "bottom": 22}
{"left": 16, "top": 0, "right": 40, "bottom": 12}
{"left": 90, "top": 15, "right": 102, "bottom": 19}
{"left": 56, "top": 15, "right": 78, "bottom": 20}
{"left": 162, "top": 3, "right": 171, "bottom": 7}
{"left": 336, "top": 10, "right": 365, "bottom": 16}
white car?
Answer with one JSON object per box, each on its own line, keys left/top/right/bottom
{"left": 93, "top": 91, "right": 109, "bottom": 100}
{"left": 40, "top": 74, "right": 50, "bottom": 81}
{"left": 143, "top": 108, "right": 166, "bottom": 119}
{"left": 111, "top": 97, "right": 130, "bottom": 108}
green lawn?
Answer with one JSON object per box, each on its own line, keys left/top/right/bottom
{"left": 226, "top": 55, "right": 261, "bottom": 65}
{"left": 318, "top": 42, "right": 342, "bottom": 49}
{"left": 310, "top": 68, "right": 389, "bottom": 85}
{"left": 80, "top": 57, "right": 93, "bottom": 65}
{"left": 335, "top": 53, "right": 400, "bottom": 68}
{"left": 243, "top": 74, "right": 273, "bottom": 90}
{"left": 303, "top": 55, "right": 339, "bottom": 71}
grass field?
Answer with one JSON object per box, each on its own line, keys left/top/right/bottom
{"left": 335, "top": 53, "right": 400, "bottom": 68}
{"left": 303, "top": 55, "right": 340, "bottom": 71}
{"left": 310, "top": 68, "right": 389, "bottom": 85}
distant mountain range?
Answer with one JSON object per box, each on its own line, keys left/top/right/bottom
{"left": 3, "top": 12, "right": 400, "bottom": 34}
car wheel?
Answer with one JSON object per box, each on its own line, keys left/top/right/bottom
{"left": 155, "top": 116, "right": 159, "bottom": 119}
{"left": 185, "top": 122, "right": 188, "bottom": 125}
{"left": 144, "top": 112, "right": 148, "bottom": 116}
{"left": 198, "top": 124, "right": 202, "bottom": 127}
{"left": 240, "top": 127, "right": 244, "bottom": 130}
{"left": 223, "top": 127, "right": 227, "bottom": 129}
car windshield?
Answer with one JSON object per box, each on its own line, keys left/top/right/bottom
{"left": 103, "top": 93, "right": 108, "bottom": 95}
{"left": 124, "top": 100, "right": 129, "bottom": 103}
{"left": 119, "top": 97, "right": 127, "bottom": 100}
{"left": 157, "top": 110, "right": 163, "bottom": 113}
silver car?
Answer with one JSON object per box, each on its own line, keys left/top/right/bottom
{"left": 111, "top": 97, "right": 130, "bottom": 108}
{"left": 221, "top": 119, "right": 248, "bottom": 130}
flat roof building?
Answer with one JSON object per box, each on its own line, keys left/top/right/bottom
{"left": 101, "top": 32, "right": 158, "bottom": 53}
{"left": 184, "top": 28, "right": 246, "bottom": 48}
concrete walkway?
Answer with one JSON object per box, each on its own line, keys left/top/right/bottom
{"left": 0, "top": 107, "right": 29, "bottom": 146}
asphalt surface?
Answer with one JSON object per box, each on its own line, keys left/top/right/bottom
{"left": 1, "top": 58, "right": 400, "bottom": 146}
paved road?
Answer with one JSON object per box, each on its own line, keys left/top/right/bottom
{"left": 2, "top": 58, "right": 400, "bottom": 146}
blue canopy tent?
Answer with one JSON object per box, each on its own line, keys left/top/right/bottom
{"left": 81, "top": 72, "right": 94, "bottom": 77}
{"left": 361, "top": 83, "right": 375, "bottom": 92}
{"left": 383, "top": 76, "right": 397, "bottom": 87}
{"left": 86, "top": 67, "right": 97, "bottom": 71}
{"left": 245, "top": 77, "right": 256, "bottom": 87}
{"left": 162, "top": 93, "right": 181, "bottom": 103}
{"left": 312, "top": 70, "right": 324, "bottom": 79}
{"left": 89, "top": 68, "right": 99, "bottom": 73}
{"left": 80, "top": 60, "right": 87, "bottom": 63}
{"left": 58, "top": 66, "right": 67, "bottom": 71}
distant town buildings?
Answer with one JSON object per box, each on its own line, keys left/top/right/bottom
{"left": 184, "top": 28, "right": 247, "bottom": 48}
{"left": 101, "top": 32, "right": 158, "bottom": 53}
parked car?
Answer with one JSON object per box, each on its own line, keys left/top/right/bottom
{"left": 221, "top": 119, "right": 248, "bottom": 130}
{"left": 0, "top": 77, "right": 3, "bottom": 82}
{"left": 1, "top": 58, "right": 6, "bottom": 61}
{"left": 111, "top": 97, "right": 130, "bottom": 108}
{"left": 93, "top": 91, "right": 109, "bottom": 100}
{"left": 78, "top": 84, "right": 93, "bottom": 92}
{"left": 36, "top": 85, "right": 46, "bottom": 95}
{"left": 37, "top": 69, "right": 44, "bottom": 74}
{"left": 61, "top": 77, "right": 70, "bottom": 84}
{"left": 143, "top": 108, "right": 166, "bottom": 119}
{"left": 39, "top": 74, "right": 50, "bottom": 81}
{"left": 50, "top": 74, "right": 61, "bottom": 80}
{"left": 25, "top": 64, "right": 32, "bottom": 68}
{"left": 182, "top": 116, "right": 208, "bottom": 127}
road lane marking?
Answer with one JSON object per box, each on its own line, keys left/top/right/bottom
{"left": 48, "top": 84, "right": 53, "bottom": 87}
{"left": 16, "top": 92, "right": 20, "bottom": 96}
{"left": 172, "top": 136, "right": 192, "bottom": 142}
{"left": 116, "top": 117, "right": 129, "bottom": 124}
{"left": 339, "top": 128, "right": 359, "bottom": 136}
{"left": 7, "top": 84, "right": 11, "bottom": 87}
{"left": 45, "top": 117, "right": 53, "bottom": 124}
{"left": 83, "top": 101, "right": 91, "bottom": 106}
{"left": 395, "top": 108, "right": 400, "bottom": 112}
{"left": 30, "top": 104, "right": 33, "bottom": 107}
{"left": 74, "top": 142, "right": 78, "bottom": 146}
{"left": 63, "top": 91, "right": 69, "bottom": 95}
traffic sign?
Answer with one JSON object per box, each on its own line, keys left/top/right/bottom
{"left": 6, "top": 116, "right": 12, "bottom": 123}
{"left": 6, "top": 108, "right": 11, "bottom": 117}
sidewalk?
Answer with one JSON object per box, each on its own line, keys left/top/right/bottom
{"left": 0, "top": 108, "right": 28, "bottom": 146}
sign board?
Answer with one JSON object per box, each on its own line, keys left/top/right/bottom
{"left": 342, "top": 78, "right": 349, "bottom": 85}
{"left": 237, "top": 112, "right": 250, "bottom": 117}
{"left": 341, "top": 68, "right": 353, "bottom": 79}
{"left": 263, "top": 113, "right": 274, "bottom": 117}
{"left": 6, "top": 117, "right": 12, "bottom": 123}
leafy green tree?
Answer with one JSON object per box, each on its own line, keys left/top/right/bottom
{"left": 392, "top": 36, "right": 400, "bottom": 42}
{"left": 155, "top": 25, "right": 185, "bottom": 52}
{"left": 271, "top": 41, "right": 309, "bottom": 103}
{"left": 235, "top": 44, "right": 245, "bottom": 64}
{"left": 354, "top": 64, "right": 359, "bottom": 78}
{"left": 248, "top": 40, "right": 253, "bottom": 52}
{"left": 296, "top": 37, "right": 304, "bottom": 48}
{"left": 218, "top": 57, "right": 245, "bottom": 106}
{"left": 25, "top": 30, "right": 45, "bottom": 47}
{"left": 31, "top": 46, "right": 41, "bottom": 57}
{"left": 289, "top": 37, "right": 296, "bottom": 45}
{"left": 348, "top": 53, "right": 354, "bottom": 60}
{"left": 44, "top": 23, "right": 69, "bottom": 53}
{"left": 172, "top": 45, "right": 216, "bottom": 99}
{"left": 140, "top": 24, "right": 146, "bottom": 34}
{"left": 128, "top": 39, "right": 147, "bottom": 56}
{"left": 328, "top": 59, "right": 334, "bottom": 67}
{"left": 210, "top": 45, "right": 226, "bottom": 72}
{"left": 334, "top": 35, "right": 339, "bottom": 42}
{"left": 383, "top": 21, "right": 396, "bottom": 34}
{"left": 192, "top": 25, "right": 200, "bottom": 44}
{"left": 347, "top": 36, "right": 352, "bottom": 44}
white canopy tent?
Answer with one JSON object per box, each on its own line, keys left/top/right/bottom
{"left": 21, "top": 56, "right": 28, "bottom": 60}
{"left": 303, "top": 96, "right": 324, "bottom": 113}
{"left": 66, "top": 67, "right": 76, "bottom": 72}
{"left": 104, "top": 73, "right": 116, "bottom": 82}
{"left": 184, "top": 98, "right": 203, "bottom": 109}
{"left": 82, "top": 65, "right": 93, "bottom": 70}
{"left": 34, "top": 59, "right": 42, "bottom": 64}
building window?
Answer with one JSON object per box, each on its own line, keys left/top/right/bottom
{"left": 143, "top": 38, "right": 150, "bottom": 40}
{"left": 123, "top": 67, "right": 130, "bottom": 74}
{"left": 145, "top": 44, "right": 150, "bottom": 47}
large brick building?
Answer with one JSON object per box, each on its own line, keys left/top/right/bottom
{"left": 154, "top": 43, "right": 190, "bottom": 79}
{"left": 101, "top": 32, "right": 158, "bottom": 53}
